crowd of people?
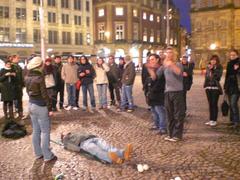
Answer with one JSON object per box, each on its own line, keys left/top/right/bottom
{"left": 0, "top": 47, "right": 240, "bottom": 163}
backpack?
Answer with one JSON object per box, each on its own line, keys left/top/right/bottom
{"left": 1, "top": 121, "right": 27, "bottom": 139}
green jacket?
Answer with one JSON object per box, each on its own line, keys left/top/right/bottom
{"left": 62, "top": 132, "right": 96, "bottom": 152}
{"left": 0, "top": 68, "right": 16, "bottom": 101}
{"left": 12, "top": 63, "right": 24, "bottom": 98}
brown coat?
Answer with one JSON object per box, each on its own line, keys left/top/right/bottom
{"left": 121, "top": 61, "right": 136, "bottom": 85}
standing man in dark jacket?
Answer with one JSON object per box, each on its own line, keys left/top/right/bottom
{"left": 107, "top": 55, "right": 121, "bottom": 106}
{"left": 25, "top": 56, "right": 57, "bottom": 163}
{"left": 181, "top": 55, "right": 194, "bottom": 115}
{"left": 11, "top": 55, "right": 24, "bottom": 118}
{"left": 224, "top": 49, "right": 240, "bottom": 127}
{"left": 119, "top": 55, "right": 136, "bottom": 112}
{"left": 78, "top": 56, "right": 96, "bottom": 111}
{"left": 53, "top": 56, "right": 64, "bottom": 110}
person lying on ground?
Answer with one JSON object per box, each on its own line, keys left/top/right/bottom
{"left": 61, "top": 132, "right": 133, "bottom": 164}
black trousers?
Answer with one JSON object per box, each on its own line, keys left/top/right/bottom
{"left": 76, "top": 89, "right": 80, "bottom": 107}
{"left": 53, "top": 87, "right": 64, "bottom": 109}
{"left": 206, "top": 89, "right": 220, "bottom": 121}
{"left": 165, "top": 91, "right": 185, "bottom": 139}
{"left": 108, "top": 82, "right": 121, "bottom": 104}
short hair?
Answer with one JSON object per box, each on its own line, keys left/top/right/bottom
{"left": 210, "top": 54, "right": 220, "bottom": 64}
{"left": 55, "top": 56, "right": 61, "bottom": 59}
{"left": 230, "top": 49, "right": 239, "bottom": 55}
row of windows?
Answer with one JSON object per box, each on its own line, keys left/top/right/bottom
{"left": 97, "top": 23, "right": 161, "bottom": 43}
{"left": 98, "top": 8, "right": 160, "bottom": 23}
{"left": 32, "top": 0, "right": 90, "bottom": 11}
{"left": 0, "top": 28, "right": 86, "bottom": 45}
{"left": 193, "top": 0, "right": 240, "bottom": 8}
{"left": 0, "top": 7, "right": 90, "bottom": 26}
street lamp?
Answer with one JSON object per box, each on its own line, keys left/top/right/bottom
{"left": 210, "top": 43, "right": 217, "bottom": 50}
{"left": 39, "top": 0, "right": 45, "bottom": 60}
{"left": 166, "top": 0, "right": 170, "bottom": 46}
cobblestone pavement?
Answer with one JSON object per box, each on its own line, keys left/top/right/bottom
{"left": 0, "top": 74, "right": 240, "bottom": 180}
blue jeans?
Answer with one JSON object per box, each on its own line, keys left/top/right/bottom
{"left": 120, "top": 84, "right": 134, "bottom": 110}
{"left": 66, "top": 83, "right": 76, "bottom": 107}
{"left": 29, "top": 103, "right": 54, "bottom": 161}
{"left": 229, "top": 94, "right": 239, "bottom": 123}
{"left": 82, "top": 83, "right": 96, "bottom": 108}
{"left": 80, "top": 137, "right": 124, "bottom": 163}
{"left": 151, "top": 105, "right": 167, "bottom": 131}
{"left": 97, "top": 84, "right": 108, "bottom": 107}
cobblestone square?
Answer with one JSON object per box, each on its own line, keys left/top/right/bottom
{"left": 0, "top": 74, "right": 240, "bottom": 180}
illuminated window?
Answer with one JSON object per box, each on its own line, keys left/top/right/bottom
{"left": 150, "top": 29, "right": 154, "bottom": 42}
{"left": 149, "top": 14, "right": 154, "bottom": 21}
{"left": 115, "top": 23, "right": 124, "bottom": 40}
{"left": 143, "top": 28, "right": 147, "bottom": 42}
{"left": 98, "top": 23, "right": 105, "bottom": 40}
{"left": 133, "top": 9, "right": 137, "bottom": 17}
{"left": 98, "top": 8, "right": 104, "bottom": 17}
{"left": 0, "top": 27, "right": 9, "bottom": 42}
{"left": 143, "top": 12, "right": 147, "bottom": 20}
{"left": 157, "top": 16, "right": 160, "bottom": 23}
{"left": 116, "top": 7, "right": 124, "bottom": 16}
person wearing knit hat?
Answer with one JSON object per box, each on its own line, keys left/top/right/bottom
{"left": 25, "top": 56, "right": 57, "bottom": 163}
{"left": 27, "top": 56, "right": 43, "bottom": 70}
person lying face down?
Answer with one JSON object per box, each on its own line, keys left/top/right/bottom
{"left": 61, "top": 131, "right": 133, "bottom": 164}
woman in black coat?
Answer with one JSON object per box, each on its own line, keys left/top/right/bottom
{"left": 0, "top": 60, "right": 16, "bottom": 119}
{"left": 204, "top": 55, "right": 223, "bottom": 127}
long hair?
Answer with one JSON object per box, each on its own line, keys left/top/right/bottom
{"left": 209, "top": 54, "right": 220, "bottom": 65}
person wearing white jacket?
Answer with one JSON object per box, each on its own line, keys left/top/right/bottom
{"left": 94, "top": 58, "right": 110, "bottom": 109}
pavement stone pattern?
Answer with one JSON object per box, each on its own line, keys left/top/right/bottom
{"left": 0, "top": 74, "right": 240, "bottom": 180}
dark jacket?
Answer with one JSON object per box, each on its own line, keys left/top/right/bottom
{"left": 107, "top": 63, "right": 120, "bottom": 84}
{"left": 25, "top": 69, "right": 52, "bottom": 111}
{"left": 62, "top": 132, "right": 96, "bottom": 152}
{"left": 121, "top": 61, "right": 136, "bottom": 85}
{"left": 182, "top": 62, "right": 194, "bottom": 91}
{"left": 141, "top": 63, "right": 149, "bottom": 90}
{"left": 12, "top": 63, "right": 24, "bottom": 98}
{"left": 0, "top": 68, "right": 16, "bottom": 101}
{"left": 224, "top": 58, "right": 240, "bottom": 95}
{"left": 78, "top": 62, "right": 96, "bottom": 85}
{"left": 53, "top": 62, "right": 64, "bottom": 90}
{"left": 144, "top": 75, "right": 165, "bottom": 106}
{"left": 204, "top": 64, "right": 223, "bottom": 93}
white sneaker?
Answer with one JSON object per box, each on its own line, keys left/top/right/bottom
{"left": 205, "top": 121, "right": 211, "bottom": 125}
{"left": 65, "top": 106, "right": 72, "bottom": 111}
{"left": 210, "top": 121, "right": 217, "bottom": 126}
{"left": 73, "top": 107, "right": 79, "bottom": 110}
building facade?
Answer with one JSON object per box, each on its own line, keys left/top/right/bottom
{"left": 0, "top": 0, "right": 94, "bottom": 58}
{"left": 191, "top": 0, "right": 240, "bottom": 68}
{"left": 93, "top": 0, "right": 180, "bottom": 65}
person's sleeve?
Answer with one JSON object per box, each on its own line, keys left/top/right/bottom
{"left": 156, "top": 66, "right": 164, "bottom": 78}
{"left": 39, "top": 76, "right": 52, "bottom": 111}
{"left": 213, "top": 65, "right": 223, "bottom": 81}
{"left": 103, "top": 63, "right": 110, "bottom": 72}
{"left": 64, "top": 142, "right": 81, "bottom": 152}
{"left": 61, "top": 65, "right": 66, "bottom": 81}
{"left": 0, "top": 70, "right": 7, "bottom": 82}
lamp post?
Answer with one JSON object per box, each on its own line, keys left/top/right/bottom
{"left": 166, "top": 0, "right": 170, "bottom": 46}
{"left": 39, "top": 0, "right": 45, "bottom": 60}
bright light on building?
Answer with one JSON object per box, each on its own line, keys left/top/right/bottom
{"left": 210, "top": 43, "right": 217, "bottom": 50}
{"left": 47, "top": 48, "right": 53, "bottom": 52}
{"left": 104, "top": 31, "right": 110, "bottom": 38}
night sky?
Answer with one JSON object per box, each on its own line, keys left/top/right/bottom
{"left": 172, "top": 0, "right": 191, "bottom": 33}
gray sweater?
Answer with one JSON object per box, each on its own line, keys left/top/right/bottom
{"left": 157, "top": 62, "right": 183, "bottom": 92}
